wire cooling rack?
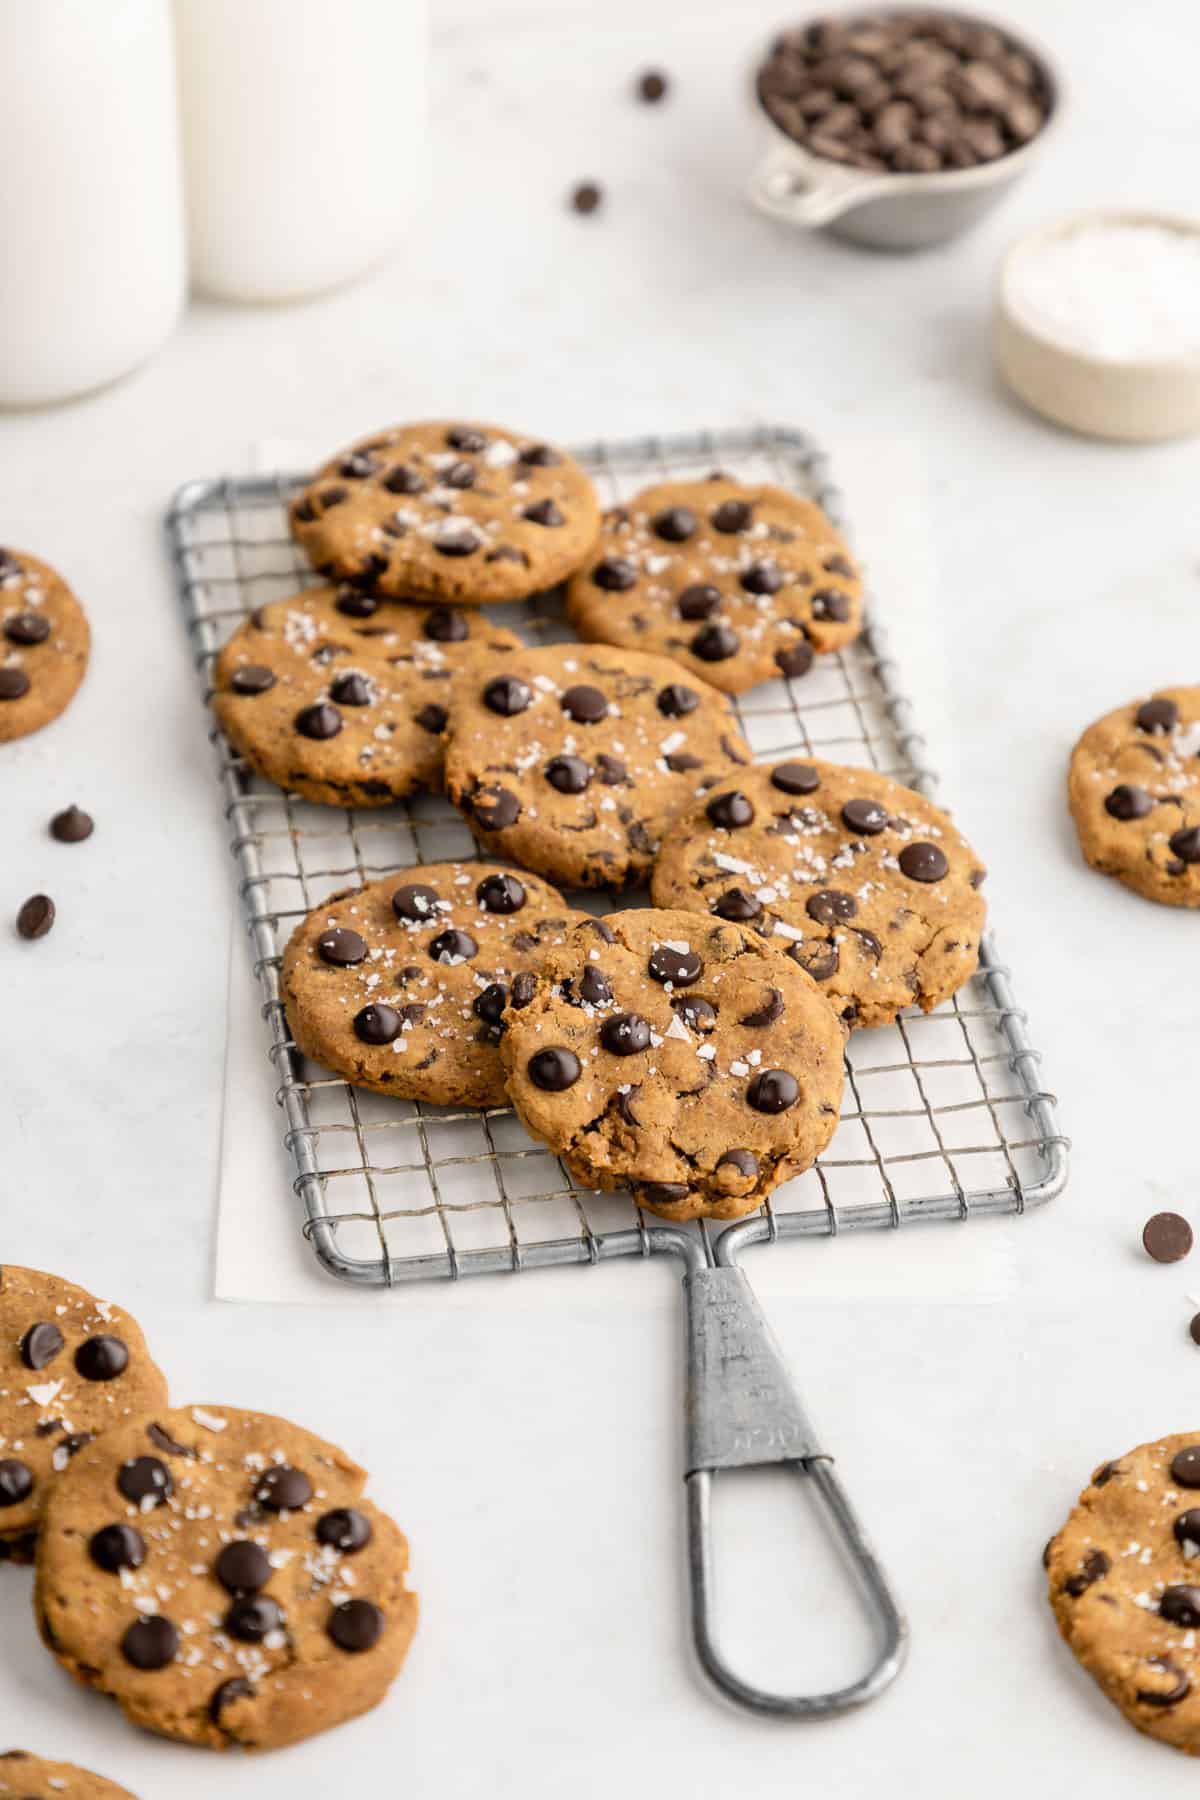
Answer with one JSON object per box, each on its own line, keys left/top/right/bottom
{"left": 168, "top": 425, "right": 1067, "bottom": 1288}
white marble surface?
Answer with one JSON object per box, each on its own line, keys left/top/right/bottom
{"left": 3, "top": 0, "right": 1200, "bottom": 1791}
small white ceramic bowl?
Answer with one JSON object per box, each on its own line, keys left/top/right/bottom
{"left": 995, "top": 209, "right": 1200, "bottom": 442}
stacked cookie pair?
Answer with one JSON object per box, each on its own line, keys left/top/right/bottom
{"left": 0, "top": 1265, "right": 417, "bottom": 1756}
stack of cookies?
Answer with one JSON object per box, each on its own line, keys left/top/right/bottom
{"left": 211, "top": 418, "right": 989, "bottom": 1224}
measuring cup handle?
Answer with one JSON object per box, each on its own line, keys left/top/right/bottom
{"left": 747, "top": 144, "right": 884, "bottom": 230}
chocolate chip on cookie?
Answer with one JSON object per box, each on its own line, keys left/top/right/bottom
{"left": 1069, "top": 687, "right": 1200, "bottom": 907}
{"left": 0, "top": 549, "right": 90, "bottom": 743}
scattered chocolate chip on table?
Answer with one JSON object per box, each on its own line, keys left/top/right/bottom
{"left": 16, "top": 894, "right": 55, "bottom": 940}
{"left": 49, "top": 803, "right": 94, "bottom": 843}
{"left": 1143, "top": 1212, "right": 1194, "bottom": 1264}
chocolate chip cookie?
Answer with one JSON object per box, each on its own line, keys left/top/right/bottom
{"left": 212, "top": 584, "right": 522, "bottom": 807}
{"left": 1046, "top": 1433, "right": 1200, "bottom": 1755}
{"left": 0, "top": 1752, "right": 134, "bottom": 1799}
{"left": 0, "top": 1267, "right": 168, "bottom": 1562}
{"left": 500, "top": 907, "right": 845, "bottom": 1221}
{"left": 442, "top": 644, "right": 752, "bottom": 888}
{"left": 0, "top": 549, "right": 90, "bottom": 744}
{"left": 290, "top": 421, "right": 601, "bottom": 604}
{"left": 565, "top": 477, "right": 863, "bottom": 694}
{"left": 651, "top": 759, "right": 986, "bottom": 1028}
{"left": 1068, "top": 688, "right": 1200, "bottom": 907}
{"left": 36, "top": 1405, "right": 418, "bottom": 1752}
{"left": 281, "top": 862, "right": 586, "bottom": 1106}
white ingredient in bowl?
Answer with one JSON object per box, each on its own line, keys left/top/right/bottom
{"left": 1009, "top": 221, "right": 1200, "bottom": 362}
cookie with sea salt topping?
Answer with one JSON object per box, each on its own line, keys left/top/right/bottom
{"left": 35, "top": 1404, "right": 417, "bottom": 1751}
{"left": 0, "top": 1267, "right": 167, "bottom": 1561}
{"left": 1046, "top": 1432, "right": 1200, "bottom": 1755}
{"left": 0, "top": 548, "right": 90, "bottom": 743}
{"left": 212, "top": 584, "right": 522, "bottom": 807}
{"left": 280, "top": 861, "right": 587, "bottom": 1106}
{"left": 289, "top": 420, "right": 601, "bottom": 604}
{"left": 500, "top": 906, "right": 845, "bottom": 1221}
{"left": 565, "top": 476, "right": 863, "bottom": 694}
{"left": 442, "top": 643, "right": 752, "bottom": 889}
{"left": 0, "top": 1751, "right": 135, "bottom": 1798}
{"left": 650, "top": 759, "right": 986, "bottom": 1029}
{"left": 1068, "top": 687, "right": 1200, "bottom": 907}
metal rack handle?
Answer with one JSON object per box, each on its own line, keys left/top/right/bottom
{"left": 682, "top": 1260, "right": 908, "bottom": 1717}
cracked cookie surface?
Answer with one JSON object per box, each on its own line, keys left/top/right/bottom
{"left": 289, "top": 420, "right": 600, "bottom": 604}
{"left": 0, "top": 1751, "right": 135, "bottom": 1798}
{"left": 0, "top": 548, "right": 90, "bottom": 743}
{"left": 650, "top": 758, "right": 986, "bottom": 1029}
{"left": 35, "top": 1404, "right": 417, "bottom": 1752}
{"left": 565, "top": 476, "right": 863, "bottom": 694}
{"left": 212, "top": 584, "right": 522, "bottom": 807}
{"left": 1068, "top": 687, "right": 1200, "bottom": 907}
{"left": 281, "top": 861, "right": 586, "bottom": 1106}
{"left": 1047, "top": 1433, "right": 1200, "bottom": 1755}
{"left": 0, "top": 1267, "right": 167, "bottom": 1561}
{"left": 500, "top": 907, "right": 845, "bottom": 1221}
{"left": 442, "top": 643, "right": 752, "bottom": 889}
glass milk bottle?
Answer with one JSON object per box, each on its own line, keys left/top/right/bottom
{"left": 0, "top": 0, "right": 185, "bottom": 408}
{"left": 173, "top": 0, "right": 427, "bottom": 304}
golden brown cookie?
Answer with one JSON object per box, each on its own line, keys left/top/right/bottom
{"left": 500, "top": 907, "right": 845, "bottom": 1221}
{"left": 1047, "top": 1433, "right": 1200, "bottom": 1755}
{"left": 0, "top": 549, "right": 90, "bottom": 743}
{"left": 289, "top": 421, "right": 600, "bottom": 604}
{"left": 0, "top": 1267, "right": 168, "bottom": 1561}
{"left": 442, "top": 644, "right": 752, "bottom": 889}
{"left": 0, "top": 1751, "right": 135, "bottom": 1799}
{"left": 281, "top": 862, "right": 587, "bottom": 1106}
{"left": 1068, "top": 687, "right": 1200, "bottom": 907}
{"left": 565, "top": 476, "right": 863, "bottom": 694}
{"left": 650, "top": 759, "right": 986, "bottom": 1029}
{"left": 35, "top": 1405, "right": 418, "bottom": 1752}
{"left": 212, "top": 584, "right": 522, "bottom": 807}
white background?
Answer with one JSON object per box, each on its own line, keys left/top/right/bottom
{"left": 3, "top": 0, "right": 1200, "bottom": 1791}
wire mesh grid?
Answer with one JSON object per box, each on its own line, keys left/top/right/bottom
{"left": 168, "top": 425, "right": 1067, "bottom": 1287}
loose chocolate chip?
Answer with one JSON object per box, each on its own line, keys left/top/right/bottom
{"left": 0, "top": 667, "right": 30, "bottom": 700}
{"left": 1174, "top": 1509, "right": 1200, "bottom": 1551}
{"left": 899, "top": 842, "right": 948, "bottom": 883}
{"left": 89, "top": 1523, "right": 145, "bottom": 1573}
{"left": 740, "top": 561, "right": 783, "bottom": 596}
{"left": 473, "top": 786, "right": 520, "bottom": 830}
{"left": 529, "top": 1047, "right": 582, "bottom": 1090}
{"left": 1169, "top": 826, "right": 1200, "bottom": 864}
{"left": 318, "top": 927, "right": 368, "bottom": 966}
{"left": 510, "top": 970, "right": 537, "bottom": 1008}
{"left": 519, "top": 443, "right": 562, "bottom": 467}
{"left": 718, "top": 1148, "right": 759, "bottom": 1181}
{"left": 19, "top": 1322, "right": 64, "bottom": 1370}
{"left": 640, "top": 1182, "right": 690, "bottom": 1207}
{"left": 740, "top": 987, "right": 784, "bottom": 1027}
{"left": 842, "top": 797, "right": 889, "bottom": 835}
{"left": 1172, "top": 1446, "right": 1200, "bottom": 1488}
{"left": 75, "top": 1335, "right": 128, "bottom": 1381}
{"left": 256, "top": 1465, "right": 313, "bottom": 1512}
{"left": 592, "top": 556, "right": 638, "bottom": 591}
{"left": 230, "top": 663, "right": 277, "bottom": 696}
{"left": 561, "top": 683, "right": 609, "bottom": 724}
{"left": 327, "top": 672, "right": 371, "bottom": 707}
{"left": 676, "top": 585, "right": 719, "bottom": 622}
{"left": 391, "top": 883, "right": 440, "bottom": 922}
{"left": 354, "top": 1003, "right": 402, "bottom": 1046}
{"left": 295, "top": 701, "right": 342, "bottom": 739}
{"left": 484, "top": 674, "right": 532, "bottom": 716}
{"left": 328, "top": 1597, "right": 384, "bottom": 1652}
{"left": 579, "top": 965, "right": 613, "bottom": 1005}
{"left": 1191, "top": 1313, "right": 1200, "bottom": 1347}
{"left": 317, "top": 1507, "right": 373, "bottom": 1553}
{"left": 807, "top": 888, "right": 857, "bottom": 923}
{"left": 423, "top": 605, "right": 469, "bottom": 642}
{"left": 772, "top": 763, "right": 820, "bottom": 795}
{"left": 747, "top": 1069, "right": 799, "bottom": 1113}
{"left": 653, "top": 505, "right": 697, "bottom": 543}
{"left": 775, "top": 639, "right": 815, "bottom": 679}
{"left": 118, "top": 1456, "right": 172, "bottom": 1506}
{"left": 1137, "top": 1658, "right": 1190, "bottom": 1706}
{"left": 637, "top": 69, "right": 669, "bottom": 102}
{"left": 382, "top": 463, "right": 426, "bottom": 495}
{"left": 1063, "top": 1548, "right": 1110, "bottom": 1596}
{"left": 415, "top": 702, "right": 448, "bottom": 735}
{"left": 648, "top": 944, "right": 702, "bottom": 986}
{"left": 811, "top": 589, "right": 852, "bottom": 622}
{"left": 49, "top": 804, "right": 93, "bottom": 843}
{"left": 523, "top": 498, "right": 565, "bottom": 527}
{"left": 473, "top": 984, "right": 508, "bottom": 1034}
{"left": 4, "top": 611, "right": 50, "bottom": 645}
{"left": 601, "top": 1012, "right": 652, "bottom": 1055}
{"left": 225, "top": 1594, "right": 284, "bottom": 1642}
{"left": 215, "top": 1540, "right": 272, "bottom": 1594}
{"left": 706, "top": 790, "right": 754, "bottom": 829}
{"left": 1142, "top": 1211, "right": 1193, "bottom": 1263}
{"left": 429, "top": 927, "right": 477, "bottom": 963}
{"left": 714, "top": 887, "right": 762, "bottom": 922}
{"left": 1105, "top": 784, "right": 1153, "bottom": 821}
{"left": 476, "top": 872, "right": 526, "bottom": 914}
{"left": 435, "top": 525, "right": 481, "bottom": 557}
{"left": 0, "top": 1460, "right": 33, "bottom": 1506}
{"left": 334, "top": 591, "right": 379, "bottom": 618}
{"left": 1161, "top": 1585, "right": 1200, "bottom": 1627}
{"left": 673, "top": 993, "right": 716, "bottom": 1030}
{"left": 571, "top": 181, "right": 603, "bottom": 215}
{"left": 711, "top": 499, "right": 753, "bottom": 533}
{"left": 657, "top": 682, "right": 699, "bottom": 717}
{"left": 545, "top": 754, "right": 591, "bottom": 794}
{"left": 122, "top": 1614, "right": 178, "bottom": 1670}
{"left": 1136, "top": 697, "right": 1179, "bottom": 734}
{"left": 211, "top": 1677, "right": 256, "bottom": 1723}
{"left": 692, "top": 621, "right": 740, "bottom": 662}
{"left": 16, "top": 894, "right": 54, "bottom": 940}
